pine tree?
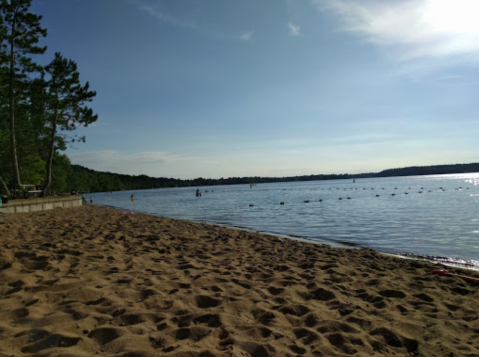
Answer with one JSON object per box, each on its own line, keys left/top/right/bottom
{"left": 42, "top": 52, "right": 97, "bottom": 194}
{"left": 0, "top": 0, "right": 46, "bottom": 186}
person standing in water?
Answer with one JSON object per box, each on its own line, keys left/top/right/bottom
{"left": 131, "top": 194, "right": 134, "bottom": 201}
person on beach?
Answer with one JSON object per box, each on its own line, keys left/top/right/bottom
{"left": 81, "top": 194, "right": 87, "bottom": 203}
{"left": 90, "top": 196, "right": 93, "bottom": 203}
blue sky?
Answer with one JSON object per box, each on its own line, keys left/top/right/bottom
{"left": 32, "top": 0, "right": 479, "bottom": 179}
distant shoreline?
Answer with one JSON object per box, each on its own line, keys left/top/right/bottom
{"left": 69, "top": 162, "right": 479, "bottom": 193}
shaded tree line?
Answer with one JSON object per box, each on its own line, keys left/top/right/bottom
{"left": 67, "top": 163, "right": 479, "bottom": 193}
{"left": 376, "top": 163, "right": 479, "bottom": 177}
{"left": 0, "top": 0, "right": 96, "bottom": 196}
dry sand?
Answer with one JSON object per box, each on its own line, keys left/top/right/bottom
{"left": 0, "top": 205, "right": 478, "bottom": 357}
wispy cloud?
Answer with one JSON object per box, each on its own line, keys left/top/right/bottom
{"left": 136, "top": 1, "right": 196, "bottom": 29}
{"left": 288, "top": 22, "right": 302, "bottom": 36}
{"left": 240, "top": 30, "right": 254, "bottom": 42}
{"left": 132, "top": 0, "right": 255, "bottom": 43}
{"left": 313, "top": 0, "right": 479, "bottom": 63}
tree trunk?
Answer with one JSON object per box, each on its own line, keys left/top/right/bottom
{"left": 0, "top": 176, "right": 10, "bottom": 196}
{"left": 9, "top": 8, "right": 21, "bottom": 186}
{"left": 43, "top": 112, "right": 57, "bottom": 195}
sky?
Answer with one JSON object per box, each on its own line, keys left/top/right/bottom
{"left": 31, "top": 0, "right": 479, "bottom": 179}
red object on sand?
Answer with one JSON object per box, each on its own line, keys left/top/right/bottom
{"left": 432, "top": 270, "right": 479, "bottom": 283}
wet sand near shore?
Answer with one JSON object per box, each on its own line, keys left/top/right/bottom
{"left": 0, "top": 205, "right": 478, "bottom": 357}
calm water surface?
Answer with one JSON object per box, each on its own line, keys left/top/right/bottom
{"left": 91, "top": 173, "right": 479, "bottom": 269}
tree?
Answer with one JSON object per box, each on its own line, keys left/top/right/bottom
{"left": 0, "top": 12, "right": 10, "bottom": 193}
{"left": 42, "top": 52, "right": 97, "bottom": 194}
{"left": 50, "top": 152, "right": 71, "bottom": 193}
{"left": 0, "top": 0, "right": 46, "bottom": 186}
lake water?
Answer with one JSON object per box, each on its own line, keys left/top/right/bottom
{"left": 90, "top": 173, "right": 479, "bottom": 270}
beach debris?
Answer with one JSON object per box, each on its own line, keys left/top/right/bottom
{"left": 122, "top": 212, "right": 134, "bottom": 215}
{"left": 432, "top": 270, "right": 479, "bottom": 283}
{"left": 271, "top": 237, "right": 284, "bottom": 243}
{"left": 338, "top": 241, "right": 358, "bottom": 247}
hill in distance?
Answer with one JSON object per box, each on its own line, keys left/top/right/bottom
{"left": 67, "top": 162, "right": 479, "bottom": 193}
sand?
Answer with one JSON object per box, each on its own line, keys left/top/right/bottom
{"left": 0, "top": 205, "right": 478, "bottom": 357}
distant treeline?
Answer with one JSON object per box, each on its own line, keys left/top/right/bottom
{"left": 67, "top": 163, "right": 479, "bottom": 193}
{"left": 375, "top": 163, "right": 479, "bottom": 177}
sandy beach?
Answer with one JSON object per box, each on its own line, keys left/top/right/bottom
{"left": 0, "top": 205, "right": 478, "bottom": 357}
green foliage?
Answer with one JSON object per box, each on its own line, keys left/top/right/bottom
{"left": 19, "top": 153, "right": 44, "bottom": 185}
{"left": 376, "top": 164, "right": 479, "bottom": 177}
{"left": 42, "top": 52, "right": 97, "bottom": 193}
{"left": 0, "top": 1, "right": 96, "bottom": 195}
{"left": 0, "top": 0, "right": 47, "bottom": 66}
{"left": 1, "top": 0, "right": 47, "bottom": 185}
{"left": 66, "top": 163, "right": 479, "bottom": 193}
{"left": 44, "top": 53, "right": 97, "bottom": 136}
{"left": 0, "top": 127, "right": 11, "bottom": 185}
{"left": 50, "top": 153, "right": 71, "bottom": 193}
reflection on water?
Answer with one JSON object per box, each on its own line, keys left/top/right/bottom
{"left": 92, "top": 173, "right": 479, "bottom": 269}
